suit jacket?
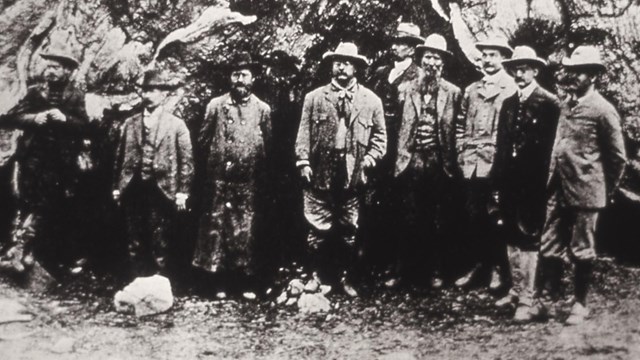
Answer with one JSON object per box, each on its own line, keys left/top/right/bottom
{"left": 295, "top": 82, "right": 387, "bottom": 190}
{"left": 395, "top": 77, "right": 462, "bottom": 177}
{"left": 114, "top": 108, "right": 194, "bottom": 201}
{"left": 368, "top": 62, "right": 422, "bottom": 118}
{"left": 492, "top": 85, "right": 560, "bottom": 240}
{"left": 456, "top": 70, "right": 517, "bottom": 178}
{"left": 548, "top": 90, "right": 626, "bottom": 209}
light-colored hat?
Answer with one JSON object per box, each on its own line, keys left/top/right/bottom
{"left": 502, "top": 46, "right": 547, "bottom": 68}
{"left": 562, "top": 45, "right": 605, "bottom": 71}
{"left": 392, "top": 22, "right": 424, "bottom": 44}
{"left": 416, "top": 34, "right": 453, "bottom": 58}
{"left": 475, "top": 35, "right": 514, "bottom": 57}
{"left": 322, "top": 42, "right": 369, "bottom": 67}
{"left": 40, "top": 48, "right": 80, "bottom": 69}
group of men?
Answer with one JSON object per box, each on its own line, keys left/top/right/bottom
{"left": 0, "top": 22, "right": 626, "bottom": 325}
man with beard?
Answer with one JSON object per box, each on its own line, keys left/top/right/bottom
{"left": 455, "top": 35, "right": 517, "bottom": 290}
{"left": 0, "top": 48, "right": 89, "bottom": 275}
{"left": 491, "top": 46, "right": 560, "bottom": 321}
{"left": 541, "top": 46, "right": 625, "bottom": 325}
{"left": 193, "top": 52, "right": 272, "bottom": 299}
{"left": 390, "top": 34, "right": 461, "bottom": 288}
{"left": 113, "top": 68, "right": 193, "bottom": 279}
{"left": 366, "top": 23, "right": 423, "bottom": 285}
{"left": 295, "top": 42, "right": 386, "bottom": 297}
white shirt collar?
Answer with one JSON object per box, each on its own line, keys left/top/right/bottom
{"left": 393, "top": 58, "right": 412, "bottom": 72}
{"left": 483, "top": 69, "right": 504, "bottom": 84}
{"left": 518, "top": 80, "right": 538, "bottom": 101}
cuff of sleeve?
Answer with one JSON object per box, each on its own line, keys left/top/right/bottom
{"left": 296, "top": 160, "right": 310, "bottom": 168}
{"left": 112, "top": 190, "right": 120, "bottom": 196}
{"left": 176, "top": 193, "right": 189, "bottom": 201}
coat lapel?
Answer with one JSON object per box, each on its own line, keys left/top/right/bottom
{"left": 349, "top": 85, "right": 366, "bottom": 125}
{"left": 132, "top": 113, "right": 143, "bottom": 148}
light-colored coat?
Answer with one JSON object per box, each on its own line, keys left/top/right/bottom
{"left": 113, "top": 109, "right": 194, "bottom": 201}
{"left": 548, "top": 90, "right": 626, "bottom": 209}
{"left": 457, "top": 70, "right": 517, "bottom": 178}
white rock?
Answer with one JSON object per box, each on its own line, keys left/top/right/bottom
{"left": 276, "top": 291, "right": 288, "bottom": 305}
{"left": 287, "top": 279, "right": 304, "bottom": 296}
{"left": 285, "top": 297, "right": 297, "bottom": 307}
{"left": 297, "top": 293, "right": 331, "bottom": 314}
{"left": 320, "top": 285, "right": 332, "bottom": 295}
{"left": 113, "top": 275, "right": 173, "bottom": 317}
{"left": 0, "top": 299, "right": 32, "bottom": 324}
{"left": 303, "top": 279, "right": 320, "bottom": 293}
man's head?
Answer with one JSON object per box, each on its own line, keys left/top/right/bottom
{"left": 331, "top": 58, "right": 357, "bottom": 85}
{"left": 415, "top": 34, "right": 451, "bottom": 81}
{"left": 322, "top": 42, "right": 368, "bottom": 87}
{"left": 390, "top": 23, "right": 423, "bottom": 62}
{"left": 561, "top": 45, "right": 605, "bottom": 97}
{"left": 140, "top": 68, "right": 183, "bottom": 110}
{"left": 40, "top": 50, "right": 79, "bottom": 85}
{"left": 228, "top": 52, "right": 260, "bottom": 99}
{"left": 502, "top": 46, "right": 547, "bottom": 89}
{"left": 475, "top": 35, "right": 513, "bottom": 76}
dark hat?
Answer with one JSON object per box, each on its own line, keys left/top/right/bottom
{"left": 229, "top": 51, "right": 261, "bottom": 73}
{"left": 139, "top": 68, "right": 184, "bottom": 90}
{"left": 266, "top": 50, "right": 300, "bottom": 71}
{"left": 40, "top": 48, "right": 80, "bottom": 69}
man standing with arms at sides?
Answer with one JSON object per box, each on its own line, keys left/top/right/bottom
{"left": 113, "top": 68, "right": 193, "bottom": 279}
{"left": 541, "top": 46, "right": 626, "bottom": 325}
{"left": 193, "top": 52, "right": 272, "bottom": 300}
{"left": 367, "top": 23, "right": 423, "bottom": 285}
{"left": 295, "top": 42, "right": 386, "bottom": 297}
{"left": 455, "top": 35, "right": 517, "bottom": 291}
{"left": 492, "top": 46, "right": 560, "bottom": 321}
{"left": 391, "top": 34, "right": 461, "bottom": 288}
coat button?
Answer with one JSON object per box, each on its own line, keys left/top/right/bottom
{"left": 228, "top": 120, "right": 234, "bottom": 124}
{"left": 241, "top": 121, "right": 246, "bottom": 125}
{"left": 225, "top": 202, "right": 232, "bottom": 208}
{"left": 227, "top": 139, "right": 233, "bottom": 144}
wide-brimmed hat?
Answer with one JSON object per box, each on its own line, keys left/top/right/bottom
{"left": 139, "top": 68, "right": 184, "bottom": 90}
{"left": 502, "top": 46, "right": 547, "bottom": 68}
{"left": 322, "top": 42, "right": 369, "bottom": 67}
{"left": 40, "top": 48, "right": 80, "bottom": 69}
{"left": 475, "top": 35, "right": 514, "bottom": 57}
{"left": 228, "top": 51, "right": 261, "bottom": 73}
{"left": 416, "top": 34, "right": 453, "bottom": 59}
{"left": 561, "top": 45, "right": 606, "bottom": 72}
{"left": 391, "top": 22, "right": 424, "bottom": 45}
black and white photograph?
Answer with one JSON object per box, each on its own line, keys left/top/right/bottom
{"left": 0, "top": 0, "right": 639, "bottom": 358}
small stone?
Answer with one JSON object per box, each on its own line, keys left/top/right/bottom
{"left": 287, "top": 279, "right": 304, "bottom": 296}
{"left": 297, "top": 293, "right": 331, "bottom": 314}
{"left": 285, "top": 297, "right": 297, "bottom": 306}
{"left": 304, "top": 279, "right": 320, "bottom": 293}
{"left": 276, "top": 291, "right": 288, "bottom": 305}
{"left": 216, "top": 292, "right": 227, "bottom": 300}
{"left": 51, "top": 337, "right": 75, "bottom": 354}
{"left": 114, "top": 275, "right": 173, "bottom": 317}
{"left": 320, "top": 285, "right": 332, "bottom": 295}
{"left": 242, "top": 292, "right": 256, "bottom": 300}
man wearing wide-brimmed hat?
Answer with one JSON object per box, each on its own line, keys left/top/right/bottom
{"left": 113, "top": 67, "right": 193, "bottom": 279}
{"left": 295, "top": 42, "right": 386, "bottom": 297}
{"left": 455, "top": 34, "right": 517, "bottom": 291}
{"left": 491, "top": 46, "right": 561, "bottom": 321}
{"left": 193, "top": 51, "right": 272, "bottom": 299}
{"left": 365, "top": 22, "right": 424, "bottom": 283}
{"left": 540, "top": 45, "right": 626, "bottom": 325}
{"left": 0, "top": 46, "right": 89, "bottom": 275}
{"left": 385, "top": 33, "right": 462, "bottom": 289}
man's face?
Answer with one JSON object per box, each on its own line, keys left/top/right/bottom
{"left": 230, "top": 68, "right": 254, "bottom": 98}
{"left": 332, "top": 59, "right": 356, "bottom": 85}
{"left": 481, "top": 48, "right": 505, "bottom": 75}
{"left": 43, "top": 60, "right": 72, "bottom": 84}
{"left": 391, "top": 40, "right": 415, "bottom": 62}
{"left": 563, "top": 68, "right": 593, "bottom": 97}
{"left": 421, "top": 50, "right": 444, "bottom": 80}
{"left": 511, "top": 64, "right": 538, "bottom": 89}
{"left": 141, "top": 87, "right": 169, "bottom": 109}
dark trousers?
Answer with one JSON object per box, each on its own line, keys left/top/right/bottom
{"left": 122, "top": 177, "right": 175, "bottom": 278}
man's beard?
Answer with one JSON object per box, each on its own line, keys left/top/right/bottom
{"left": 231, "top": 83, "right": 251, "bottom": 99}
{"left": 423, "top": 64, "right": 442, "bottom": 82}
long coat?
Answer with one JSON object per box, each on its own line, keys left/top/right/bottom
{"left": 193, "top": 93, "right": 272, "bottom": 274}
{"left": 548, "top": 90, "right": 626, "bottom": 209}
{"left": 0, "top": 83, "right": 89, "bottom": 209}
{"left": 457, "top": 70, "right": 517, "bottom": 179}
{"left": 113, "top": 109, "right": 194, "bottom": 201}
{"left": 492, "top": 85, "right": 560, "bottom": 242}
{"left": 395, "top": 78, "right": 462, "bottom": 177}
{"left": 294, "top": 83, "right": 386, "bottom": 191}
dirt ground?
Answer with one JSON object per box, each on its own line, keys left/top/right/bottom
{"left": 0, "top": 258, "right": 639, "bottom": 360}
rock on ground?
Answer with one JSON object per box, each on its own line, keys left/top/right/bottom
{"left": 297, "top": 292, "right": 331, "bottom": 314}
{"left": 114, "top": 275, "right": 173, "bottom": 317}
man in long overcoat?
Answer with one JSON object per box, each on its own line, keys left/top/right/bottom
{"left": 391, "top": 34, "right": 461, "bottom": 288}
{"left": 455, "top": 35, "right": 517, "bottom": 290}
{"left": 541, "top": 46, "right": 626, "bottom": 325}
{"left": 295, "top": 42, "right": 386, "bottom": 296}
{"left": 0, "top": 48, "right": 89, "bottom": 274}
{"left": 193, "top": 52, "right": 272, "bottom": 298}
{"left": 113, "top": 68, "right": 193, "bottom": 278}
{"left": 491, "top": 46, "right": 560, "bottom": 321}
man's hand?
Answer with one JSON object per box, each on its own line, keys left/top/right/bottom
{"left": 300, "top": 166, "right": 313, "bottom": 184}
{"left": 362, "top": 155, "right": 376, "bottom": 169}
{"left": 176, "top": 193, "right": 188, "bottom": 211}
{"left": 34, "top": 112, "right": 48, "bottom": 125}
{"left": 47, "top": 109, "right": 67, "bottom": 123}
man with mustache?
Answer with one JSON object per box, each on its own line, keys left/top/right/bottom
{"left": 193, "top": 52, "right": 272, "bottom": 299}
{"left": 295, "top": 42, "right": 386, "bottom": 297}
{"left": 366, "top": 23, "right": 423, "bottom": 285}
{"left": 541, "top": 46, "right": 625, "bottom": 325}
{"left": 390, "top": 34, "right": 461, "bottom": 288}
{"left": 0, "top": 47, "right": 89, "bottom": 275}
{"left": 113, "top": 67, "right": 193, "bottom": 279}
{"left": 455, "top": 35, "right": 517, "bottom": 290}
{"left": 491, "top": 46, "right": 560, "bottom": 321}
